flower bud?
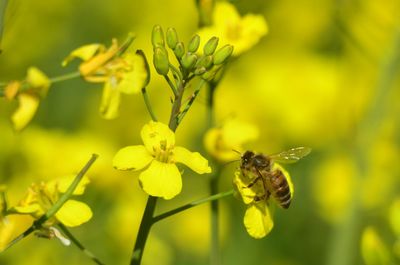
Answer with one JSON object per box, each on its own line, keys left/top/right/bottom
{"left": 194, "top": 67, "right": 206, "bottom": 75}
{"left": 196, "top": 55, "right": 213, "bottom": 70}
{"left": 188, "top": 34, "right": 200, "bottom": 53}
{"left": 203, "top": 37, "right": 219, "bottom": 55}
{"left": 213, "top": 45, "right": 233, "bottom": 65}
{"left": 153, "top": 46, "right": 169, "bottom": 75}
{"left": 151, "top": 25, "right": 165, "bottom": 47}
{"left": 181, "top": 53, "right": 197, "bottom": 69}
{"left": 174, "top": 42, "right": 185, "bottom": 58}
{"left": 166, "top": 28, "right": 178, "bottom": 50}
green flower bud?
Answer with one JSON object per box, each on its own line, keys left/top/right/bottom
{"left": 194, "top": 67, "right": 207, "bottom": 75}
{"left": 196, "top": 55, "right": 213, "bottom": 70}
{"left": 203, "top": 37, "right": 219, "bottom": 55}
{"left": 174, "top": 42, "right": 185, "bottom": 58}
{"left": 213, "top": 45, "right": 234, "bottom": 65}
{"left": 153, "top": 46, "right": 169, "bottom": 75}
{"left": 188, "top": 34, "right": 200, "bottom": 53}
{"left": 166, "top": 27, "right": 178, "bottom": 50}
{"left": 201, "top": 66, "right": 222, "bottom": 81}
{"left": 152, "top": 25, "right": 165, "bottom": 47}
{"left": 181, "top": 53, "right": 197, "bottom": 69}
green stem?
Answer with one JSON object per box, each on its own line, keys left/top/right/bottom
{"left": 130, "top": 196, "right": 158, "bottom": 265}
{"left": 164, "top": 75, "right": 178, "bottom": 97}
{"left": 141, "top": 87, "right": 157, "bottom": 121}
{"left": 1, "top": 154, "right": 98, "bottom": 253}
{"left": 153, "top": 189, "right": 233, "bottom": 223}
{"left": 50, "top": 71, "right": 81, "bottom": 84}
{"left": 168, "top": 80, "right": 185, "bottom": 132}
{"left": 58, "top": 223, "right": 105, "bottom": 265}
{"left": 177, "top": 79, "right": 207, "bottom": 125}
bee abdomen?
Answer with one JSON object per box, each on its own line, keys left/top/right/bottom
{"left": 271, "top": 170, "right": 291, "bottom": 209}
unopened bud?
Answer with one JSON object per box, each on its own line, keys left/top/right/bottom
{"left": 196, "top": 55, "right": 213, "bottom": 69}
{"left": 188, "top": 34, "right": 200, "bottom": 53}
{"left": 166, "top": 28, "right": 178, "bottom": 50}
{"left": 194, "top": 67, "right": 207, "bottom": 75}
{"left": 181, "top": 53, "right": 197, "bottom": 69}
{"left": 174, "top": 42, "right": 185, "bottom": 58}
{"left": 203, "top": 37, "right": 219, "bottom": 55}
{"left": 213, "top": 45, "right": 233, "bottom": 65}
{"left": 153, "top": 46, "right": 169, "bottom": 75}
{"left": 151, "top": 25, "right": 165, "bottom": 47}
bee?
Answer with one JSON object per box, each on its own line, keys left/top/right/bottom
{"left": 240, "top": 147, "right": 311, "bottom": 209}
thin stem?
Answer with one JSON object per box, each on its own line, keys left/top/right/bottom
{"left": 153, "top": 190, "right": 233, "bottom": 223}
{"left": 1, "top": 154, "right": 99, "bottom": 253}
{"left": 58, "top": 223, "right": 105, "bottom": 265}
{"left": 168, "top": 63, "right": 183, "bottom": 82}
{"left": 177, "top": 79, "right": 207, "bottom": 125}
{"left": 164, "top": 75, "right": 178, "bottom": 97}
{"left": 130, "top": 196, "right": 158, "bottom": 265}
{"left": 141, "top": 87, "right": 157, "bottom": 121}
{"left": 168, "top": 80, "right": 185, "bottom": 132}
{"left": 50, "top": 71, "right": 81, "bottom": 84}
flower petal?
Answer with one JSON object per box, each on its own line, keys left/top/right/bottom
{"left": 138, "top": 160, "right": 182, "bottom": 200}
{"left": 46, "top": 175, "right": 91, "bottom": 195}
{"left": 26, "top": 67, "right": 51, "bottom": 98}
{"left": 11, "top": 93, "right": 40, "bottom": 132}
{"left": 141, "top": 121, "right": 175, "bottom": 154}
{"left": 12, "top": 203, "right": 42, "bottom": 215}
{"left": 100, "top": 81, "right": 121, "bottom": 119}
{"left": 62, "top": 44, "right": 103, "bottom": 66}
{"left": 244, "top": 202, "right": 273, "bottom": 239}
{"left": 117, "top": 53, "right": 149, "bottom": 95}
{"left": 233, "top": 170, "right": 264, "bottom": 204}
{"left": 113, "top": 145, "right": 153, "bottom": 171}
{"left": 174, "top": 146, "right": 211, "bottom": 174}
{"left": 55, "top": 200, "right": 92, "bottom": 227}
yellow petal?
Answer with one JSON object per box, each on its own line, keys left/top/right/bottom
{"left": 174, "top": 146, "right": 211, "bottom": 174}
{"left": 55, "top": 200, "right": 92, "bottom": 227}
{"left": 361, "top": 226, "right": 390, "bottom": 265}
{"left": 244, "top": 202, "right": 273, "bottom": 239}
{"left": 4, "top": 81, "right": 21, "bottom": 100}
{"left": 141, "top": 121, "right": 175, "bottom": 154}
{"left": 213, "top": 2, "right": 240, "bottom": 27}
{"left": 117, "top": 53, "right": 149, "bottom": 94}
{"left": 13, "top": 203, "right": 42, "bottom": 214}
{"left": 138, "top": 160, "right": 182, "bottom": 200}
{"left": 100, "top": 81, "right": 121, "bottom": 119}
{"left": 46, "top": 175, "right": 90, "bottom": 195}
{"left": 11, "top": 93, "right": 40, "bottom": 132}
{"left": 26, "top": 67, "right": 51, "bottom": 98}
{"left": 62, "top": 43, "right": 103, "bottom": 66}
{"left": 113, "top": 145, "right": 153, "bottom": 171}
{"left": 233, "top": 170, "right": 264, "bottom": 205}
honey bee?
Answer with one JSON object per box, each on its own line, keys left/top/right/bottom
{"left": 240, "top": 147, "right": 311, "bottom": 209}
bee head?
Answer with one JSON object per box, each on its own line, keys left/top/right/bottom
{"left": 241, "top": 151, "right": 254, "bottom": 166}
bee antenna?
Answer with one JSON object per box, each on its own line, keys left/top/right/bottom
{"left": 232, "top": 149, "right": 242, "bottom": 156}
{"left": 223, "top": 159, "right": 241, "bottom": 167}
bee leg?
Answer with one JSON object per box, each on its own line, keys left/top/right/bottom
{"left": 246, "top": 176, "right": 262, "bottom": 188}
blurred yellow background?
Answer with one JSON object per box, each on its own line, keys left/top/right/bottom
{"left": 1, "top": 0, "right": 400, "bottom": 264}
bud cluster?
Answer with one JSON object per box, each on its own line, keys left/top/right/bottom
{"left": 151, "top": 25, "right": 233, "bottom": 81}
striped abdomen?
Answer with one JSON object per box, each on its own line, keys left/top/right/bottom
{"left": 269, "top": 169, "right": 291, "bottom": 209}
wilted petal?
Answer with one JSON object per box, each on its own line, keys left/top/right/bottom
{"left": 244, "top": 202, "right": 273, "bottom": 239}
{"left": 11, "top": 93, "right": 40, "bottom": 132}
{"left": 113, "top": 145, "right": 153, "bottom": 171}
{"left": 100, "top": 81, "right": 121, "bottom": 119}
{"left": 62, "top": 44, "right": 103, "bottom": 66}
{"left": 26, "top": 67, "right": 51, "bottom": 98}
{"left": 138, "top": 160, "right": 182, "bottom": 200}
{"left": 118, "top": 53, "right": 149, "bottom": 94}
{"left": 55, "top": 200, "right": 92, "bottom": 227}
{"left": 174, "top": 146, "right": 211, "bottom": 174}
{"left": 141, "top": 121, "right": 175, "bottom": 154}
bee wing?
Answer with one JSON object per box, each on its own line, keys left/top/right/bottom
{"left": 269, "top": 147, "right": 311, "bottom": 164}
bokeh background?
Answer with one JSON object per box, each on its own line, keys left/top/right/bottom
{"left": 1, "top": 0, "right": 400, "bottom": 264}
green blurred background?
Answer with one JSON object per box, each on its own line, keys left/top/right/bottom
{"left": 1, "top": 0, "right": 400, "bottom": 264}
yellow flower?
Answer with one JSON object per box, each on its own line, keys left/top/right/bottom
{"left": 197, "top": 1, "right": 268, "bottom": 56}
{"left": 233, "top": 163, "right": 293, "bottom": 238}
{"left": 361, "top": 227, "right": 390, "bottom": 265}
{"left": 204, "top": 118, "right": 259, "bottom": 162}
{"left": 5, "top": 67, "right": 50, "bottom": 132}
{"left": 63, "top": 39, "right": 149, "bottom": 119}
{"left": 11, "top": 175, "right": 92, "bottom": 227}
{"left": 113, "top": 121, "right": 212, "bottom": 199}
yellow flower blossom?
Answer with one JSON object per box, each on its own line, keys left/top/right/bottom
{"left": 197, "top": 1, "right": 268, "bottom": 56}
{"left": 63, "top": 39, "right": 149, "bottom": 119}
{"left": 361, "top": 227, "right": 390, "bottom": 265}
{"left": 113, "top": 121, "right": 212, "bottom": 199}
{"left": 233, "top": 163, "right": 293, "bottom": 238}
{"left": 204, "top": 118, "right": 259, "bottom": 162}
{"left": 11, "top": 175, "right": 92, "bottom": 227}
{"left": 5, "top": 67, "right": 50, "bottom": 132}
